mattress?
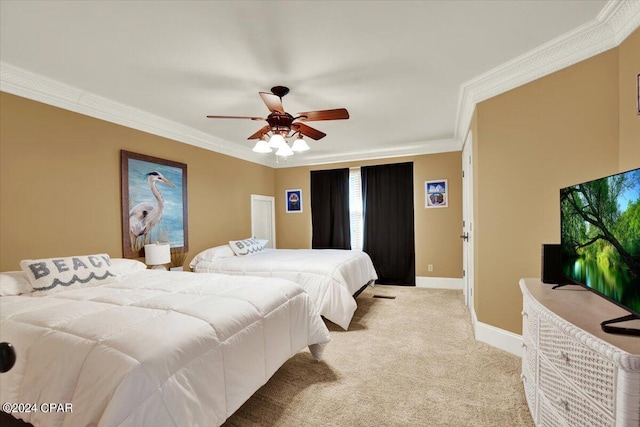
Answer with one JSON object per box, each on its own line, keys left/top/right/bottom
{"left": 0, "top": 269, "right": 330, "bottom": 427}
{"left": 191, "top": 249, "right": 378, "bottom": 330}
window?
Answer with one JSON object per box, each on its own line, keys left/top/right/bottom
{"left": 349, "top": 167, "right": 363, "bottom": 250}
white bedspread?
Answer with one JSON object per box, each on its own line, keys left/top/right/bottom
{"left": 191, "top": 249, "right": 377, "bottom": 330}
{"left": 0, "top": 270, "right": 330, "bottom": 427}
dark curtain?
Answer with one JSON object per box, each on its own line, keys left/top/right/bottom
{"left": 362, "top": 162, "right": 415, "bottom": 285}
{"left": 310, "top": 168, "right": 351, "bottom": 249}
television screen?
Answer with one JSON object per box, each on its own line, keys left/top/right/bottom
{"left": 560, "top": 168, "right": 640, "bottom": 319}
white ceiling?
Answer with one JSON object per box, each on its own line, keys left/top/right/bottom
{"left": 1, "top": 1, "right": 638, "bottom": 168}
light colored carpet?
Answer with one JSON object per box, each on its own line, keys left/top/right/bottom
{"left": 223, "top": 285, "right": 534, "bottom": 427}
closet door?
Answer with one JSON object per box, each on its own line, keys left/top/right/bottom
{"left": 362, "top": 162, "right": 415, "bottom": 285}
{"left": 251, "top": 194, "right": 275, "bottom": 248}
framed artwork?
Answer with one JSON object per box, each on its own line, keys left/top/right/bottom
{"left": 425, "top": 179, "right": 448, "bottom": 208}
{"left": 285, "top": 189, "right": 303, "bottom": 213}
{"left": 120, "top": 150, "right": 188, "bottom": 258}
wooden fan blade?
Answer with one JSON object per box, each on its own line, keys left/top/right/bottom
{"left": 247, "top": 124, "right": 271, "bottom": 140}
{"left": 292, "top": 122, "right": 326, "bottom": 140}
{"left": 259, "top": 92, "right": 285, "bottom": 113}
{"left": 206, "top": 115, "right": 265, "bottom": 121}
{"left": 295, "top": 108, "right": 349, "bottom": 121}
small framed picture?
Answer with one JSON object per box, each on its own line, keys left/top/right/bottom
{"left": 637, "top": 73, "right": 640, "bottom": 114}
{"left": 285, "top": 189, "right": 303, "bottom": 213}
{"left": 425, "top": 179, "right": 448, "bottom": 208}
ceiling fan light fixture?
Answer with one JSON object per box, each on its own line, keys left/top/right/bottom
{"left": 275, "top": 142, "right": 294, "bottom": 157}
{"left": 252, "top": 138, "right": 272, "bottom": 153}
{"left": 268, "top": 133, "right": 286, "bottom": 148}
{"left": 206, "top": 86, "right": 348, "bottom": 158}
{"left": 291, "top": 135, "right": 310, "bottom": 152}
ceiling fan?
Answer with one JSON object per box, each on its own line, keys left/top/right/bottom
{"left": 206, "top": 86, "right": 349, "bottom": 149}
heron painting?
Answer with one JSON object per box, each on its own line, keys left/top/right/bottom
{"left": 121, "top": 151, "right": 188, "bottom": 258}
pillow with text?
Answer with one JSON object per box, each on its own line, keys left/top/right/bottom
{"left": 20, "top": 254, "right": 118, "bottom": 294}
{"left": 228, "top": 238, "right": 264, "bottom": 256}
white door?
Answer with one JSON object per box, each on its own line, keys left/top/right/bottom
{"left": 462, "top": 132, "right": 474, "bottom": 310}
{"left": 251, "top": 194, "right": 276, "bottom": 248}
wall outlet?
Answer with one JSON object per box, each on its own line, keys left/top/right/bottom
{"left": 428, "top": 264, "right": 433, "bottom": 272}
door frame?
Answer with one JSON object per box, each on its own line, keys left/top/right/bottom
{"left": 462, "top": 132, "right": 475, "bottom": 312}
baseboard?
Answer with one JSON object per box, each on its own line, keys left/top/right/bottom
{"left": 416, "top": 277, "right": 522, "bottom": 356}
{"left": 472, "top": 310, "right": 522, "bottom": 357}
{"left": 416, "top": 276, "right": 463, "bottom": 290}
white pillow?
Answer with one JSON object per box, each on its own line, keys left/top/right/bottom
{"left": 109, "top": 258, "right": 148, "bottom": 275}
{"left": 229, "top": 238, "right": 264, "bottom": 256}
{"left": 20, "top": 254, "right": 118, "bottom": 294}
{"left": 256, "top": 239, "right": 269, "bottom": 248}
{"left": 189, "top": 245, "right": 236, "bottom": 268}
{"left": 0, "top": 271, "right": 33, "bottom": 296}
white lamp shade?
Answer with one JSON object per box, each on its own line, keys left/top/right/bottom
{"left": 276, "top": 142, "right": 294, "bottom": 157}
{"left": 291, "top": 137, "right": 310, "bottom": 152}
{"left": 268, "top": 133, "right": 286, "bottom": 148}
{"left": 144, "top": 243, "right": 171, "bottom": 267}
{"left": 252, "top": 139, "right": 272, "bottom": 153}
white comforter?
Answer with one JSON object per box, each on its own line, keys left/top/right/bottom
{"left": 0, "top": 270, "right": 330, "bottom": 427}
{"left": 191, "top": 249, "right": 378, "bottom": 330}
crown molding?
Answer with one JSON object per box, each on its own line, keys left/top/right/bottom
{"left": 0, "top": 62, "right": 275, "bottom": 168}
{"left": 0, "top": 60, "right": 461, "bottom": 168}
{"left": 271, "top": 138, "right": 462, "bottom": 169}
{"left": 598, "top": 0, "right": 640, "bottom": 43}
{"left": 454, "top": 0, "right": 640, "bottom": 144}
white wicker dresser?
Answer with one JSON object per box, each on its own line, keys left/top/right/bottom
{"left": 520, "top": 278, "right": 640, "bottom": 427}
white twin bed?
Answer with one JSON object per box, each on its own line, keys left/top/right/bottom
{"left": 0, "top": 256, "right": 330, "bottom": 427}
{"left": 190, "top": 241, "right": 378, "bottom": 330}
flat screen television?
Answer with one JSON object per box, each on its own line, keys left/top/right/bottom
{"left": 559, "top": 167, "right": 640, "bottom": 336}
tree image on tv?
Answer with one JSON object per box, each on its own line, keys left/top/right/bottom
{"left": 560, "top": 169, "right": 640, "bottom": 313}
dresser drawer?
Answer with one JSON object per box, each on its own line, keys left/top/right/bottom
{"left": 522, "top": 298, "right": 539, "bottom": 346}
{"left": 539, "top": 356, "right": 614, "bottom": 427}
{"left": 538, "top": 318, "right": 616, "bottom": 414}
{"left": 521, "top": 368, "right": 537, "bottom": 421}
{"left": 521, "top": 337, "right": 537, "bottom": 382}
{"left": 538, "top": 390, "right": 570, "bottom": 427}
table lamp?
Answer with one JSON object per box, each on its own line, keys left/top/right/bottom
{"left": 144, "top": 243, "right": 171, "bottom": 270}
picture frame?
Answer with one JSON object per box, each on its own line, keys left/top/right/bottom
{"left": 285, "top": 189, "right": 303, "bottom": 213}
{"left": 120, "top": 150, "right": 188, "bottom": 258}
{"left": 425, "top": 179, "right": 448, "bottom": 208}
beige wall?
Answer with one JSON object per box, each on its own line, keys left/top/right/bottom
{"left": 0, "top": 91, "right": 461, "bottom": 279}
{"left": 474, "top": 29, "right": 639, "bottom": 335}
{"left": 618, "top": 30, "right": 640, "bottom": 171}
{"left": 0, "top": 92, "right": 462, "bottom": 280}
{"left": 0, "top": 93, "right": 275, "bottom": 271}
{"left": 274, "top": 152, "right": 463, "bottom": 278}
